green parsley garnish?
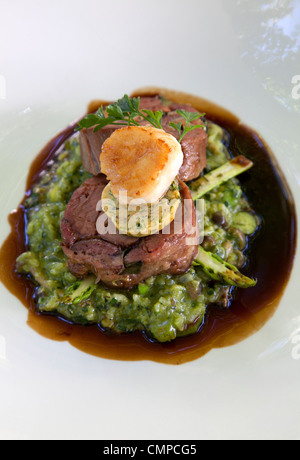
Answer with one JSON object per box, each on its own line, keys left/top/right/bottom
{"left": 77, "top": 94, "right": 205, "bottom": 142}
{"left": 169, "top": 109, "right": 206, "bottom": 142}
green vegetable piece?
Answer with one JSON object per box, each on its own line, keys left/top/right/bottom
{"left": 16, "top": 251, "right": 56, "bottom": 291}
{"left": 193, "top": 246, "right": 257, "bottom": 288}
{"left": 190, "top": 155, "right": 253, "bottom": 200}
{"left": 138, "top": 283, "right": 150, "bottom": 295}
{"left": 63, "top": 275, "right": 96, "bottom": 304}
{"left": 232, "top": 212, "right": 259, "bottom": 235}
{"left": 223, "top": 189, "right": 238, "bottom": 208}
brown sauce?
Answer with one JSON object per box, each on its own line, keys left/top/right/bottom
{"left": 0, "top": 88, "right": 297, "bottom": 365}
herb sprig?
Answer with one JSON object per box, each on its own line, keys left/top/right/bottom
{"left": 169, "top": 109, "right": 205, "bottom": 142}
{"left": 77, "top": 94, "right": 205, "bottom": 142}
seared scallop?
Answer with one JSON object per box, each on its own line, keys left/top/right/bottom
{"left": 100, "top": 126, "right": 183, "bottom": 203}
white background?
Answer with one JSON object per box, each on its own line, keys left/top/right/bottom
{"left": 0, "top": 0, "right": 299, "bottom": 440}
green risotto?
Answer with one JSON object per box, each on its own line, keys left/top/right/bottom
{"left": 16, "top": 122, "right": 260, "bottom": 342}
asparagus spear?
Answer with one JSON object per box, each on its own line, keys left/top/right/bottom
{"left": 190, "top": 155, "right": 253, "bottom": 200}
{"left": 193, "top": 246, "right": 257, "bottom": 288}
{"left": 63, "top": 275, "right": 96, "bottom": 304}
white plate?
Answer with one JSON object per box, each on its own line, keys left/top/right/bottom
{"left": 0, "top": 0, "right": 299, "bottom": 441}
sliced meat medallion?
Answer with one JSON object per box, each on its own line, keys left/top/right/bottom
{"left": 79, "top": 95, "right": 207, "bottom": 181}
{"left": 60, "top": 175, "right": 199, "bottom": 289}
{"left": 161, "top": 103, "right": 207, "bottom": 181}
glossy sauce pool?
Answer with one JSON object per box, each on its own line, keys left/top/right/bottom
{"left": 0, "top": 88, "right": 297, "bottom": 365}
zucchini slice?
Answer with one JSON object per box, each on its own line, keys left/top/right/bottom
{"left": 232, "top": 211, "right": 260, "bottom": 235}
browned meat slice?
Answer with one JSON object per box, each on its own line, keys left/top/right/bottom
{"left": 61, "top": 175, "right": 106, "bottom": 244}
{"left": 135, "top": 94, "right": 171, "bottom": 112}
{"left": 62, "top": 239, "right": 125, "bottom": 282}
{"left": 61, "top": 175, "right": 139, "bottom": 249}
{"left": 79, "top": 125, "right": 117, "bottom": 176}
{"left": 177, "top": 128, "right": 207, "bottom": 182}
{"left": 60, "top": 176, "right": 199, "bottom": 289}
{"left": 79, "top": 96, "right": 207, "bottom": 181}
{"left": 161, "top": 103, "right": 207, "bottom": 181}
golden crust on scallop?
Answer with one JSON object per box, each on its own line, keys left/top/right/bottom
{"left": 100, "top": 126, "right": 183, "bottom": 203}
